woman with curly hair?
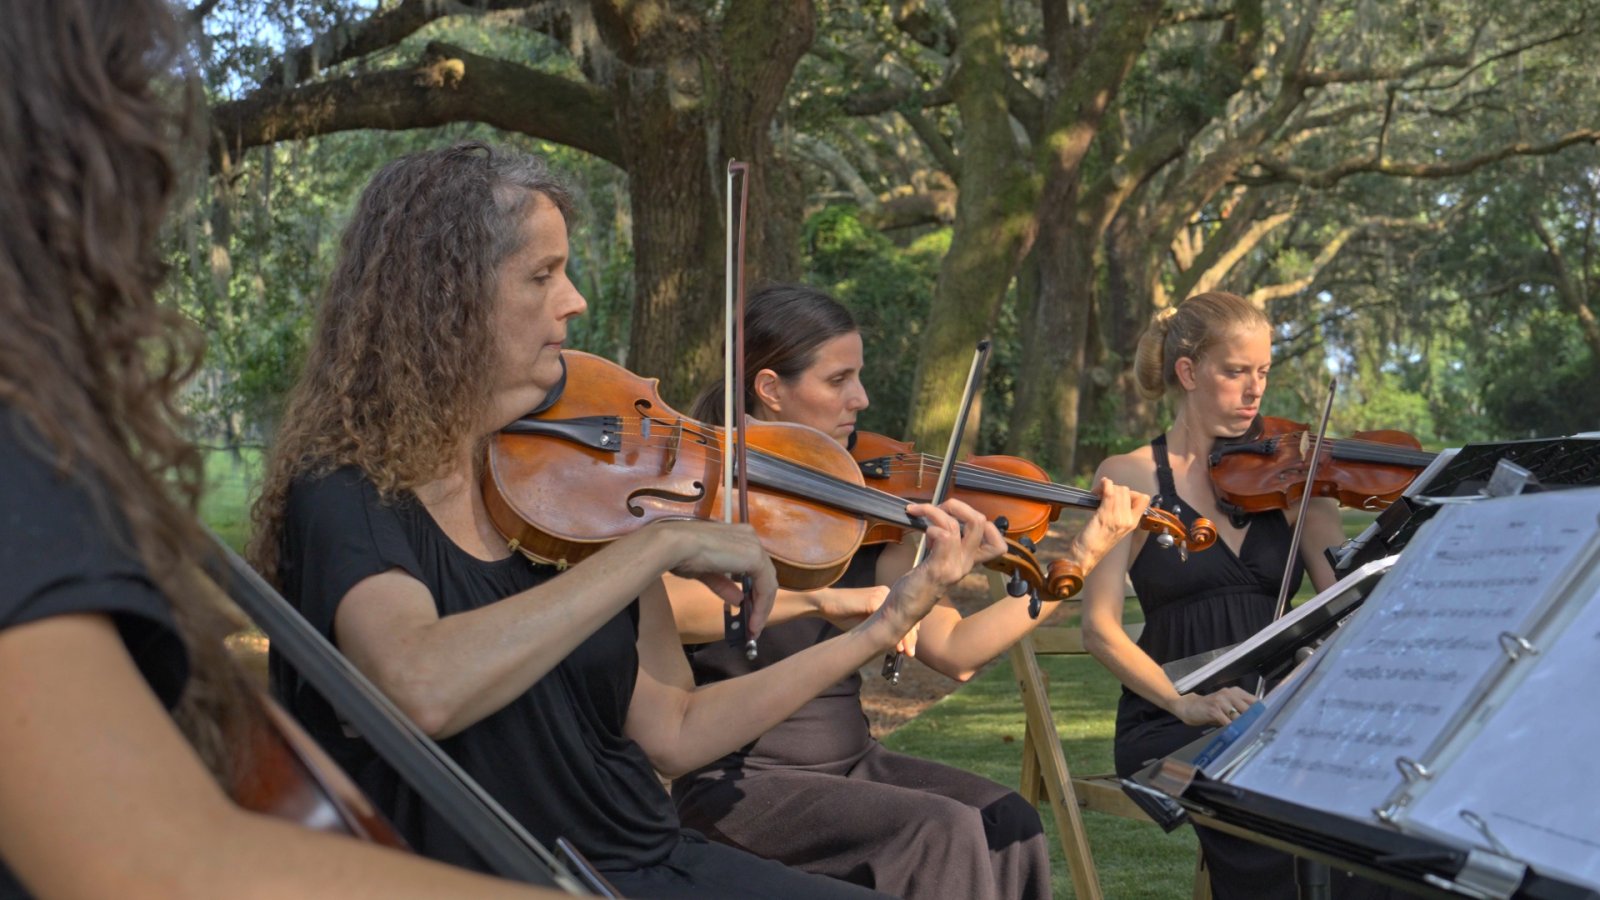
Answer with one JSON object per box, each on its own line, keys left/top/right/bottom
{"left": 0, "top": 1, "right": 568, "bottom": 897}
{"left": 250, "top": 140, "right": 1001, "bottom": 898}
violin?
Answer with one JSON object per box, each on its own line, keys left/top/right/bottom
{"left": 1208, "top": 415, "right": 1437, "bottom": 519}
{"left": 482, "top": 351, "right": 1067, "bottom": 602}
{"left": 850, "top": 431, "right": 1217, "bottom": 596}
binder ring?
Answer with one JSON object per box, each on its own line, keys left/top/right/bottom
{"left": 1497, "top": 631, "right": 1537, "bottom": 660}
{"left": 1459, "top": 810, "right": 1512, "bottom": 856}
{"left": 1395, "top": 756, "right": 1432, "bottom": 783}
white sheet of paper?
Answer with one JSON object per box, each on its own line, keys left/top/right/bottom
{"left": 1226, "top": 489, "right": 1600, "bottom": 822}
{"left": 1396, "top": 570, "right": 1600, "bottom": 890}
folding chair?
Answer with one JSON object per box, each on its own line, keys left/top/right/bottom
{"left": 997, "top": 572, "right": 1210, "bottom": 899}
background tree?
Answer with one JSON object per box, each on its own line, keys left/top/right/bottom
{"left": 180, "top": 0, "right": 1600, "bottom": 478}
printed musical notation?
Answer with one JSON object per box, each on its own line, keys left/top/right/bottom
{"left": 1224, "top": 490, "right": 1600, "bottom": 822}
{"left": 1399, "top": 576, "right": 1600, "bottom": 890}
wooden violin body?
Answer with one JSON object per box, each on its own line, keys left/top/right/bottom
{"left": 231, "top": 692, "right": 407, "bottom": 847}
{"left": 485, "top": 351, "right": 867, "bottom": 590}
{"left": 850, "top": 430, "right": 1217, "bottom": 592}
{"left": 1208, "top": 415, "right": 1436, "bottom": 517}
{"left": 484, "top": 351, "right": 1068, "bottom": 601}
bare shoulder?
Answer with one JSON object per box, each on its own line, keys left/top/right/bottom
{"left": 1094, "top": 445, "right": 1159, "bottom": 495}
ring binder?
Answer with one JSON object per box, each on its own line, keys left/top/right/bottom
{"left": 1458, "top": 810, "right": 1511, "bottom": 857}
{"left": 1495, "top": 631, "right": 1538, "bottom": 660}
{"left": 1394, "top": 756, "right": 1432, "bottom": 783}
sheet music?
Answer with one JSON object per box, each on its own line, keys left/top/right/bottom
{"left": 1225, "top": 489, "right": 1600, "bottom": 822}
{"left": 1173, "top": 556, "right": 1396, "bottom": 696}
{"left": 1395, "top": 564, "right": 1600, "bottom": 890}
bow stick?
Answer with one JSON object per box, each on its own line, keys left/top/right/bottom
{"left": 883, "top": 339, "right": 993, "bottom": 684}
{"left": 1271, "top": 376, "right": 1338, "bottom": 623}
{"left": 724, "top": 159, "right": 757, "bottom": 659}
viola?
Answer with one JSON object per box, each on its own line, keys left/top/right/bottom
{"left": 1208, "top": 415, "right": 1437, "bottom": 519}
{"left": 482, "top": 351, "right": 1067, "bottom": 602}
{"left": 850, "top": 431, "right": 1216, "bottom": 596}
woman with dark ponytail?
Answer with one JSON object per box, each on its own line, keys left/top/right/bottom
{"left": 666, "top": 283, "right": 1152, "bottom": 900}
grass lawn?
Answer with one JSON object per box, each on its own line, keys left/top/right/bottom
{"left": 883, "top": 652, "right": 1203, "bottom": 899}
{"left": 200, "top": 447, "right": 263, "bottom": 553}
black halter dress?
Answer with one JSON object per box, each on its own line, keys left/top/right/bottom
{"left": 1114, "top": 435, "right": 1402, "bottom": 900}
{"left": 1116, "top": 434, "right": 1303, "bottom": 899}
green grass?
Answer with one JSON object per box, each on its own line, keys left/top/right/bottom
{"left": 882, "top": 652, "right": 1200, "bottom": 899}
{"left": 199, "top": 447, "right": 263, "bottom": 553}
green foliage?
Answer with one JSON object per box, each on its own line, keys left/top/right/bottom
{"left": 803, "top": 206, "right": 946, "bottom": 438}
{"left": 199, "top": 447, "right": 265, "bottom": 552}
{"left": 1480, "top": 315, "right": 1600, "bottom": 438}
{"left": 171, "top": 8, "right": 635, "bottom": 448}
{"left": 180, "top": 0, "right": 1600, "bottom": 462}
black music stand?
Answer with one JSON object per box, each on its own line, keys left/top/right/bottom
{"left": 1171, "top": 555, "right": 1395, "bottom": 696}
{"left": 1335, "top": 435, "right": 1600, "bottom": 577}
{"left": 1126, "top": 716, "right": 1600, "bottom": 900}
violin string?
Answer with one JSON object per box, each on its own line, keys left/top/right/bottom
{"left": 592, "top": 423, "right": 923, "bottom": 528}
{"left": 554, "top": 418, "right": 1111, "bottom": 518}
{"left": 1270, "top": 432, "right": 1436, "bottom": 466}
{"left": 866, "top": 454, "right": 1103, "bottom": 506}
{"left": 511, "top": 420, "right": 1181, "bottom": 541}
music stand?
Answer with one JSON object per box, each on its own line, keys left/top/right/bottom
{"left": 1128, "top": 730, "right": 1599, "bottom": 900}
{"left": 1335, "top": 435, "right": 1600, "bottom": 576}
{"left": 1135, "top": 486, "right": 1600, "bottom": 900}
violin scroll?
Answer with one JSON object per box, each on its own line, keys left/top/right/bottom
{"left": 1139, "top": 505, "right": 1216, "bottom": 558}
{"left": 1046, "top": 559, "right": 1084, "bottom": 600}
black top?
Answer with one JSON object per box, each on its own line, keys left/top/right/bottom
{"left": 0, "top": 408, "right": 189, "bottom": 900}
{"left": 682, "top": 544, "right": 884, "bottom": 773}
{"left": 1121, "top": 434, "right": 1303, "bottom": 722}
{"left": 269, "top": 467, "right": 678, "bottom": 872}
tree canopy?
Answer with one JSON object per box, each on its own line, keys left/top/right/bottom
{"left": 176, "top": 0, "right": 1600, "bottom": 475}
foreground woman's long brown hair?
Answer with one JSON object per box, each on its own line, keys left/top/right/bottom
{"left": 0, "top": 1, "right": 563, "bottom": 896}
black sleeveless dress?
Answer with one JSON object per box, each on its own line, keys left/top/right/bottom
{"left": 1116, "top": 434, "right": 1304, "bottom": 899}
{"left": 1115, "top": 436, "right": 1401, "bottom": 900}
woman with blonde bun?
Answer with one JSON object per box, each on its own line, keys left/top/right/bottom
{"left": 1079, "top": 292, "right": 1379, "bottom": 899}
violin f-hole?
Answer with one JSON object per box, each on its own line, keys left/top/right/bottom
{"left": 626, "top": 483, "right": 707, "bottom": 517}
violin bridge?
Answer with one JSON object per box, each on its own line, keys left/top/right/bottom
{"left": 662, "top": 418, "right": 682, "bottom": 473}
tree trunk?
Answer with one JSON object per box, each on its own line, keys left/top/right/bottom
{"left": 1008, "top": 195, "right": 1097, "bottom": 475}
{"left": 609, "top": 0, "right": 815, "bottom": 402}
{"left": 904, "top": 0, "right": 1035, "bottom": 450}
